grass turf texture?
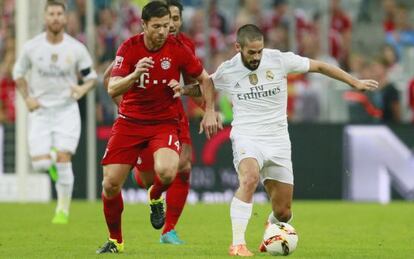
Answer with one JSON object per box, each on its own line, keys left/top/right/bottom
{"left": 0, "top": 201, "right": 413, "bottom": 258}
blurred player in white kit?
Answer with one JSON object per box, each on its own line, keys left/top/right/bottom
{"left": 13, "top": 0, "right": 97, "bottom": 224}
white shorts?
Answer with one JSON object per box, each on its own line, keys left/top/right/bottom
{"left": 27, "top": 102, "right": 81, "bottom": 157}
{"left": 230, "top": 133, "right": 293, "bottom": 185}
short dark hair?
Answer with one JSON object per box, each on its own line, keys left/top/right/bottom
{"left": 166, "top": 0, "right": 183, "bottom": 17}
{"left": 44, "top": 0, "right": 66, "bottom": 11}
{"left": 236, "top": 24, "right": 264, "bottom": 46}
{"left": 142, "top": 1, "right": 170, "bottom": 22}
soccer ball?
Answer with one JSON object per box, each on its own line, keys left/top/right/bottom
{"left": 262, "top": 222, "right": 298, "bottom": 256}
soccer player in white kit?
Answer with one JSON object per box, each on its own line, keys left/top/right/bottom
{"left": 13, "top": 0, "right": 97, "bottom": 224}
{"left": 210, "top": 24, "right": 378, "bottom": 256}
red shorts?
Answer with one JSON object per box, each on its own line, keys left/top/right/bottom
{"left": 135, "top": 104, "right": 191, "bottom": 172}
{"left": 101, "top": 118, "right": 180, "bottom": 166}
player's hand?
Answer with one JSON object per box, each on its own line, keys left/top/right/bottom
{"left": 353, "top": 79, "right": 379, "bottom": 91}
{"left": 216, "top": 112, "right": 224, "bottom": 130}
{"left": 168, "top": 79, "right": 182, "bottom": 98}
{"left": 132, "top": 57, "right": 154, "bottom": 79}
{"left": 199, "top": 109, "right": 218, "bottom": 139}
{"left": 25, "top": 97, "right": 41, "bottom": 112}
{"left": 71, "top": 85, "right": 88, "bottom": 100}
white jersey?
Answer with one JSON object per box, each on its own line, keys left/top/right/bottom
{"left": 13, "top": 32, "right": 97, "bottom": 107}
{"left": 211, "top": 49, "right": 309, "bottom": 137}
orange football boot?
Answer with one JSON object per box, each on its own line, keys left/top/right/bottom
{"left": 228, "top": 244, "right": 254, "bottom": 256}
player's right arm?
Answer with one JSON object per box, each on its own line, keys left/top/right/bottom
{"left": 108, "top": 57, "right": 154, "bottom": 98}
{"left": 14, "top": 78, "right": 41, "bottom": 112}
{"left": 103, "top": 61, "right": 122, "bottom": 106}
{"left": 12, "top": 43, "right": 41, "bottom": 112}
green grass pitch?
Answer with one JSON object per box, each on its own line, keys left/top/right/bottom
{"left": 0, "top": 201, "right": 413, "bottom": 258}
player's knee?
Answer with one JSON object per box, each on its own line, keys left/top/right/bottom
{"left": 240, "top": 172, "right": 260, "bottom": 191}
{"left": 102, "top": 178, "right": 122, "bottom": 197}
{"left": 56, "top": 151, "right": 72, "bottom": 163}
{"left": 155, "top": 163, "right": 177, "bottom": 183}
{"left": 32, "top": 159, "right": 52, "bottom": 172}
{"left": 157, "top": 171, "right": 175, "bottom": 185}
{"left": 274, "top": 207, "right": 292, "bottom": 223}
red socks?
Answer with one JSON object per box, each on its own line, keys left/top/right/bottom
{"left": 163, "top": 171, "right": 190, "bottom": 234}
{"left": 149, "top": 175, "right": 171, "bottom": 200}
{"left": 102, "top": 192, "right": 124, "bottom": 243}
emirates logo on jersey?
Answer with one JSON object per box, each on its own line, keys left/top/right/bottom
{"left": 160, "top": 57, "right": 171, "bottom": 70}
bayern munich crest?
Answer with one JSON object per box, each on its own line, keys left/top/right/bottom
{"left": 160, "top": 57, "right": 171, "bottom": 70}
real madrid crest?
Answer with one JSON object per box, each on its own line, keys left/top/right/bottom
{"left": 248, "top": 73, "right": 258, "bottom": 85}
{"left": 266, "top": 70, "right": 274, "bottom": 81}
{"left": 160, "top": 57, "right": 171, "bottom": 70}
{"left": 65, "top": 55, "right": 73, "bottom": 65}
{"left": 51, "top": 53, "right": 58, "bottom": 63}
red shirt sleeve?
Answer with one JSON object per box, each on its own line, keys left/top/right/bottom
{"left": 178, "top": 44, "right": 203, "bottom": 79}
{"left": 111, "top": 40, "right": 134, "bottom": 77}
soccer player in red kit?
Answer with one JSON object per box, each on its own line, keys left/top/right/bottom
{"left": 132, "top": 0, "right": 201, "bottom": 245}
{"left": 102, "top": 0, "right": 204, "bottom": 245}
{"left": 97, "top": 1, "right": 218, "bottom": 254}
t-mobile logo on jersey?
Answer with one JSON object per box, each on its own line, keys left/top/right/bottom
{"left": 136, "top": 73, "right": 170, "bottom": 89}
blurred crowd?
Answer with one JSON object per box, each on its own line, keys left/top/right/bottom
{"left": 1, "top": 0, "right": 414, "bottom": 125}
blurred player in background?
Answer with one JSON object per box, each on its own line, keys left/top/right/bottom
{"left": 97, "top": 1, "right": 218, "bottom": 254}
{"left": 12, "top": 0, "right": 97, "bottom": 224}
{"left": 209, "top": 24, "right": 378, "bottom": 256}
{"left": 102, "top": 0, "right": 203, "bottom": 245}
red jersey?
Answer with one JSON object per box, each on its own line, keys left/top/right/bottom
{"left": 177, "top": 32, "right": 195, "bottom": 54}
{"left": 111, "top": 33, "right": 203, "bottom": 121}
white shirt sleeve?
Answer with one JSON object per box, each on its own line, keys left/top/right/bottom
{"left": 76, "top": 44, "right": 97, "bottom": 81}
{"left": 12, "top": 44, "right": 31, "bottom": 80}
{"left": 282, "top": 51, "right": 310, "bottom": 74}
{"left": 210, "top": 63, "right": 228, "bottom": 91}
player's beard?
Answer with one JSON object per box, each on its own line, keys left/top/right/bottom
{"left": 154, "top": 35, "right": 166, "bottom": 47}
{"left": 47, "top": 23, "right": 64, "bottom": 35}
{"left": 241, "top": 54, "right": 261, "bottom": 71}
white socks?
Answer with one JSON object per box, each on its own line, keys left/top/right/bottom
{"left": 230, "top": 197, "right": 253, "bottom": 246}
{"left": 55, "top": 162, "right": 74, "bottom": 215}
{"left": 268, "top": 211, "right": 293, "bottom": 224}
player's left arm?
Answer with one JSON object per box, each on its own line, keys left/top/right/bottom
{"left": 308, "top": 59, "right": 378, "bottom": 91}
{"left": 71, "top": 45, "right": 98, "bottom": 100}
{"left": 71, "top": 77, "right": 97, "bottom": 100}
